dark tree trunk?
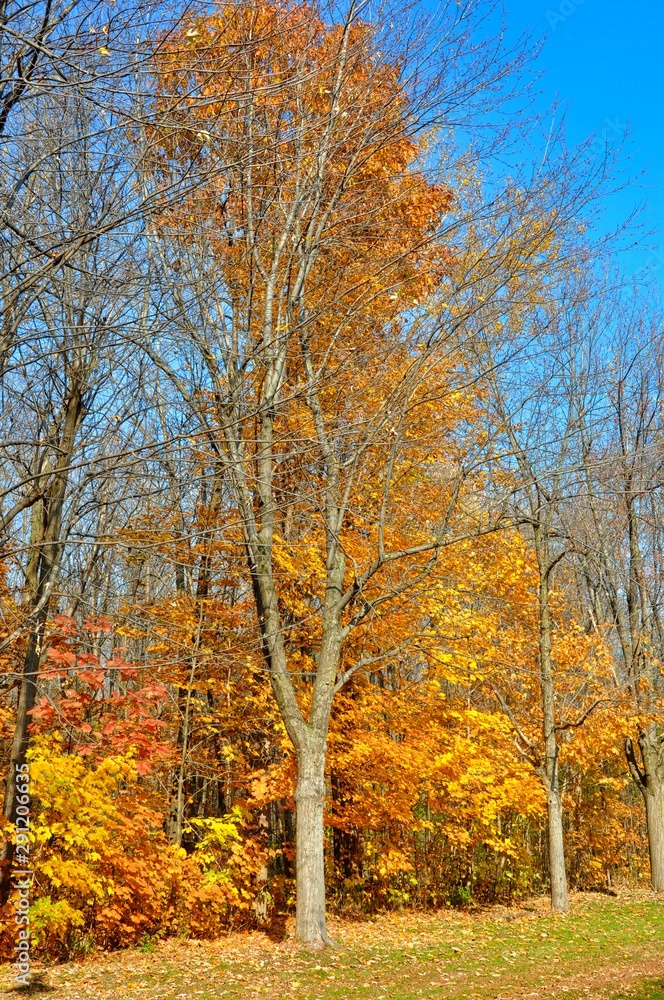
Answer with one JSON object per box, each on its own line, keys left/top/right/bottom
{"left": 626, "top": 728, "right": 664, "bottom": 892}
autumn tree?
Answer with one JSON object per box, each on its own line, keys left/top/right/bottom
{"left": 0, "top": 0, "right": 656, "bottom": 964}
{"left": 0, "top": 0, "right": 171, "bottom": 371}
{"left": 458, "top": 276, "right": 623, "bottom": 912}
{"left": 0, "top": 0, "right": 239, "bottom": 900}
{"left": 0, "top": 83, "right": 168, "bottom": 899}
{"left": 137, "top": 0, "right": 604, "bottom": 945}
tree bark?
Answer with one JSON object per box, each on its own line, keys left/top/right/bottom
{"left": 295, "top": 739, "right": 330, "bottom": 948}
{"left": 626, "top": 728, "right": 664, "bottom": 892}
{"left": 536, "top": 529, "right": 570, "bottom": 913}
{"left": 0, "top": 608, "right": 46, "bottom": 904}
{"left": 0, "top": 381, "right": 84, "bottom": 904}
{"left": 645, "top": 784, "right": 664, "bottom": 893}
{"left": 547, "top": 777, "right": 569, "bottom": 911}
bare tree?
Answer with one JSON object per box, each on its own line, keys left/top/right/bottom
{"left": 570, "top": 295, "right": 664, "bottom": 891}
{"left": 0, "top": 84, "right": 160, "bottom": 899}
{"left": 469, "top": 281, "right": 618, "bottom": 912}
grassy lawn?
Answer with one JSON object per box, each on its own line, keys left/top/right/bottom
{"left": 1, "top": 892, "right": 663, "bottom": 999}
{"left": 628, "top": 984, "right": 664, "bottom": 1000}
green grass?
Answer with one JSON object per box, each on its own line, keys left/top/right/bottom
{"left": 1, "top": 894, "right": 663, "bottom": 999}
{"left": 618, "top": 982, "right": 664, "bottom": 1000}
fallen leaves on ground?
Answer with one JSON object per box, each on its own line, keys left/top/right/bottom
{"left": 1, "top": 891, "right": 663, "bottom": 1000}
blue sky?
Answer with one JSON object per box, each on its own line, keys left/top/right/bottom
{"left": 499, "top": 0, "right": 663, "bottom": 275}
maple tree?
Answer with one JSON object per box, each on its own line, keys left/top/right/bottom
{"left": 144, "top": 0, "right": 469, "bottom": 948}
{"left": 141, "top": 0, "right": 598, "bottom": 945}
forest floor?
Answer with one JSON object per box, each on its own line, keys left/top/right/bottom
{"left": 1, "top": 890, "right": 663, "bottom": 1000}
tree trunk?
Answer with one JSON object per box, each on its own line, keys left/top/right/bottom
{"left": 644, "top": 786, "right": 664, "bottom": 892}
{"left": 294, "top": 740, "right": 329, "bottom": 948}
{"left": 0, "top": 382, "right": 84, "bottom": 904}
{"left": 626, "top": 727, "right": 664, "bottom": 892}
{"left": 547, "top": 782, "right": 569, "bottom": 911}
{"left": 0, "top": 613, "right": 45, "bottom": 904}
{"left": 536, "top": 530, "right": 570, "bottom": 913}
{"left": 0, "top": 496, "right": 47, "bottom": 904}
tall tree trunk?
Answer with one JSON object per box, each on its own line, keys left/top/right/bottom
{"left": 0, "top": 382, "right": 83, "bottom": 904}
{"left": 645, "top": 785, "right": 664, "bottom": 893}
{"left": 547, "top": 767, "right": 569, "bottom": 910}
{"left": 295, "top": 737, "right": 329, "bottom": 948}
{"left": 536, "top": 531, "right": 570, "bottom": 913}
{"left": 626, "top": 727, "right": 664, "bottom": 892}
{"left": 168, "top": 482, "right": 217, "bottom": 847}
{"left": 0, "top": 494, "right": 47, "bottom": 904}
{"left": 0, "top": 609, "right": 47, "bottom": 904}
{"left": 624, "top": 489, "right": 664, "bottom": 887}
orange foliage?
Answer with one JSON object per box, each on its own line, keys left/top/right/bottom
{"left": 0, "top": 0, "right": 653, "bottom": 962}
